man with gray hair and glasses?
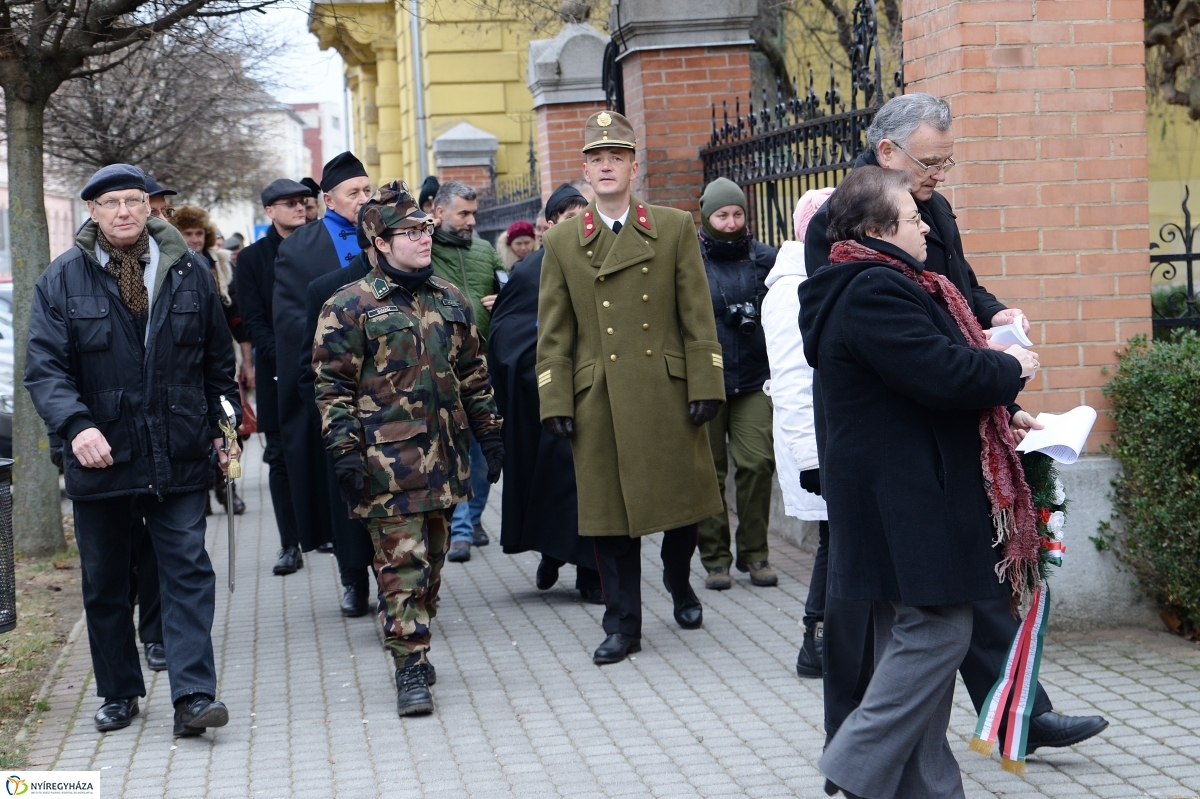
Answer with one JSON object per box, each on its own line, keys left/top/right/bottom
{"left": 802, "top": 93, "right": 1109, "bottom": 768}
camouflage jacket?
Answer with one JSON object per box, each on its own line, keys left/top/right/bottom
{"left": 313, "top": 267, "right": 502, "bottom": 518}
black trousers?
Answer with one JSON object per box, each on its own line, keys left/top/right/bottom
{"left": 320, "top": 451, "right": 376, "bottom": 589}
{"left": 802, "top": 520, "right": 829, "bottom": 629}
{"left": 128, "top": 517, "right": 162, "bottom": 644}
{"left": 592, "top": 524, "right": 698, "bottom": 638}
{"left": 263, "top": 432, "right": 300, "bottom": 550}
{"left": 75, "top": 491, "right": 217, "bottom": 703}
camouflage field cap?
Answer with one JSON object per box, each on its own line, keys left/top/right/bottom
{"left": 581, "top": 110, "right": 636, "bottom": 153}
{"left": 359, "top": 180, "right": 430, "bottom": 245}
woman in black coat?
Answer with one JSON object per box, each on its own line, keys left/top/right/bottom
{"left": 799, "top": 166, "right": 1040, "bottom": 799}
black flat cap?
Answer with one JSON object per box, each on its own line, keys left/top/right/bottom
{"left": 144, "top": 174, "right": 177, "bottom": 197}
{"left": 81, "top": 164, "right": 147, "bottom": 201}
{"left": 299, "top": 177, "right": 321, "bottom": 198}
{"left": 418, "top": 175, "right": 440, "bottom": 209}
{"left": 319, "top": 151, "right": 368, "bottom": 192}
{"left": 546, "top": 182, "right": 586, "bottom": 221}
{"left": 261, "top": 178, "right": 312, "bottom": 207}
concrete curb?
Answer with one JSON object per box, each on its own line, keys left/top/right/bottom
{"left": 13, "top": 611, "right": 86, "bottom": 747}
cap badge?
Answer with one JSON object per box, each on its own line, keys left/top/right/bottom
{"left": 597, "top": 111, "right": 612, "bottom": 127}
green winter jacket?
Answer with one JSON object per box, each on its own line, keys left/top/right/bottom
{"left": 429, "top": 230, "right": 504, "bottom": 350}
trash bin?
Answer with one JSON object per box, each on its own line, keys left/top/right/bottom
{"left": 0, "top": 458, "right": 14, "bottom": 633}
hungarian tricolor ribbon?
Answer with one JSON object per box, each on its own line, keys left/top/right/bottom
{"left": 969, "top": 581, "right": 1051, "bottom": 775}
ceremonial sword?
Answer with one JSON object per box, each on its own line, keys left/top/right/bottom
{"left": 218, "top": 396, "right": 241, "bottom": 593}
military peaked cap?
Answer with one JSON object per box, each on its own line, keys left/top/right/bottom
{"left": 581, "top": 110, "right": 636, "bottom": 153}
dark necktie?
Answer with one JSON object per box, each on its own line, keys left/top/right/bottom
{"left": 611, "top": 221, "right": 622, "bottom": 234}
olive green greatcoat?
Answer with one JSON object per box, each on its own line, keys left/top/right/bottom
{"left": 536, "top": 197, "right": 726, "bottom": 537}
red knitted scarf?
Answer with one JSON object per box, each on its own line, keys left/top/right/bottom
{"left": 830, "top": 240, "right": 1041, "bottom": 608}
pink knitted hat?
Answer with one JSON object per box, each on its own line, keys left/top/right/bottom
{"left": 794, "top": 187, "right": 836, "bottom": 243}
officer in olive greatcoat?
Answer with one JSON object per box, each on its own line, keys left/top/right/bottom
{"left": 313, "top": 181, "right": 503, "bottom": 716}
{"left": 537, "top": 111, "right": 726, "bottom": 665}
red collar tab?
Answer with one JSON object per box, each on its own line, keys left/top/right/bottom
{"left": 635, "top": 204, "right": 651, "bottom": 231}
{"left": 582, "top": 210, "right": 597, "bottom": 238}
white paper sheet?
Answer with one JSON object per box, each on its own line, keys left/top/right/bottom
{"left": 1015, "top": 406, "right": 1098, "bottom": 464}
{"left": 989, "top": 314, "right": 1033, "bottom": 348}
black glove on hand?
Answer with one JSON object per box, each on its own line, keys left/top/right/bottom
{"left": 477, "top": 433, "right": 504, "bottom": 484}
{"left": 542, "top": 416, "right": 575, "bottom": 440}
{"left": 799, "top": 468, "right": 822, "bottom": 496}
{"left": 688, "top": 400, "right": 720, "bottom": 427}
{"left": 333, "top": 453, "right": 365, "bottom": 506}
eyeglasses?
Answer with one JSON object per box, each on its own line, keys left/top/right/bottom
{"left": 893, "top": 214, "right": 924, "bottom": 227}
{"left": 402, "top": 222, "right": 436, "bottom": 242}
{"left": 271, "top": 198, "right": 307, "bottom": 209}
{"left": 150, "top": 207, "right": 175, "bottom": 219}
{"left": 890, "top": 141, "right": 956, "bottom": 175}
{"left": 93, "top": 196, "right": 148, "bottom": 211}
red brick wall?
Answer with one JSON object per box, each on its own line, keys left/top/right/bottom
{"left": 535, "top": 100, "right": 607, "bottom": 198}
{"left": 621, "top": 46, "right": 752, "bottom": 213}
{"left": 903, "top": 0, "right": 1149, "bottom": 450}
{"left": 437, "top": 165, "right": 493, "bottom": 198}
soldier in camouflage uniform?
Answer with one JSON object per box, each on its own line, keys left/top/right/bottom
{"left": 313, "top": 181, "right": 503, "bottom": 716}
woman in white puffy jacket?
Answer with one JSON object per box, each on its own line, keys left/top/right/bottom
{"left": 761, "top": 187, "right": 833, "bottom": 679}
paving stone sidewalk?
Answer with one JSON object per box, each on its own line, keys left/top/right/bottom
{"left": 22, "top": 436, "right": 1200, "bottom": 798}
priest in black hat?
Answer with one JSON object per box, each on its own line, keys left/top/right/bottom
{"left": 272, "top": 153, "right": 372, "bottom": 569}
{"left": 489, "top": 183, "right": 601, "bottom": 601}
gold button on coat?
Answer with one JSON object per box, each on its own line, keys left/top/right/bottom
{"left": 607, "top": 328, "right": 614, "bottom": 335}
{"left": 643, "top": 323, "right": 650, "bottom": 330}
{"left": 645, "top": 350, "right": 652, "bottom": 356}
{"left": 587, "top": 251, "right": 593, "bottom": 257}
{"left": 603, "top": 301, "right": 610, "bottom": 307}
{"left": 642, "top": 295, "right": 649, "bottom": 302}
{"left": 599, "top": 275, "right": 605, "bottom": 281}
{"left": 642, "top": 267, "right": 649, "bottom": 274}
{"left": 610, "top": 354, "right": 617, "bottom": 361}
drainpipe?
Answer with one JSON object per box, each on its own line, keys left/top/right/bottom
{"left": 409, "top": 0, "right": 429, "bottom": 179}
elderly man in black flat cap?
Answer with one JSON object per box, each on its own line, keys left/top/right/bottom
{"left": 271, "top": 153, "right": 372, "bottom": 590}
{"left": 235, "top": 178, "right": 312, "bottom": 576}
{"left": 25, "top": 164, "right": 239, "bottom": 738}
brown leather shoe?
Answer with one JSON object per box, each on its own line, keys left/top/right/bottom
{"left": 747, "top": 561, "right": 778, "bottom": 587}
{"left": 705, "top": 567, "right": 732, "bottom": 590}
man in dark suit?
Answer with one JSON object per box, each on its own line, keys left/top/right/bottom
{"left": 272, "top": 152, "right": 372, "bottom": 568}
{"left": 235, "top": 178, "right": 311, "bottom": 575}
{"left": 804, "top": 92, "right": 1107, "bottom": 754}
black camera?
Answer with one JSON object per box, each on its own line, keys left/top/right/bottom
{"left": 724, "top": 301, "right": 759, "bottom": 335}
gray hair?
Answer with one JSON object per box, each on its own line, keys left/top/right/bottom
{"left": 866, "top": 93, "right": 952, "bottom": 154}
{"left": 433, "top": 180, "right": 477, "bottom": 209}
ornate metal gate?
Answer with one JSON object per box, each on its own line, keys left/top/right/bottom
{"left": 1151, "top": 187, "right": 1200, "bottom": 334}
{"left": 699, "top": 0, "right": 895, "bottom": 247}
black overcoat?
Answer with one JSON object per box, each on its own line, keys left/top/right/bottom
{"left": 273, "top": 219, "right": 341, "bottom": 549}
{"left": 799, "top": 239, "right": 1023, "bottom": 607}
{"left": 699, "top": 232, "right": 777, "bottom": 397}
{"left": 489, "top": 250, "right": 590, "bottom": 565}
{"left": 234, "top": 225, "right": 282, "bottom": 432}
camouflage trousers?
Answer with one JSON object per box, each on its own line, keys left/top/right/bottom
{"left": 366, "top": 509, "right": 451, "bottom": 668}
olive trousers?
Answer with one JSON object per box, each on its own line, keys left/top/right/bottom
{"left": 698, "top": 390, "right": 776, "bottom": 572}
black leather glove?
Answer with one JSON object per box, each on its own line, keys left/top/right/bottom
{"left": 542, "top": 416, "right": 575, "bottom": 440}
{"left": 477, "top": 433, "right": 504, "bottom": 484}
{"left": 333, "top": 453, "right": 365, "bottom": 506}
{"left": 800, "top": 468, "right": 822, "bottom": 496}
{"left": 688, "top": 400, "right": 720, "bottom": 427}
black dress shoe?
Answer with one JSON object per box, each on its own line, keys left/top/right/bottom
{"left": 94, "top": 697, "right": 139, "bottom": 732}
{"left": 796, "top": 621, "right": 823, "bottom": 679}
{"left": 395, "top": 663, "right": 434, "bottom": 716}
{"left": 581, "top": 587, "right": 604, "bottom": 605}
{"left": 173, "top": 694, "right": 228, "bottom": 737}
{"left": 662, "top": 571, "right": 703, "bottom": 629}
{"left": 536, "top": 557, "right": 560, "bottom": 590}
{"left": 144, "top": 642, "right": 167, "bottom": 672}
{"left": 316, "top": 541, "right": 335, "bottom": 553}
{"left": 472, "top": 523, "right": 489, "bottom": 547}
{"left": 340, "top": 584, "right": 369, "bottom": 617}
{"left": 273, "top": 546, "right": 303, "bottom": 575}
{"left": 1026, "top": 711, "right": 1109, "bottom": 752}
{"left": 593, "top": 633, "right": 641, "bottom": 665}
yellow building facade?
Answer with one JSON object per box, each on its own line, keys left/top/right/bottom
{"left": 311, "top": 0, "right": 609, "bottom": 187}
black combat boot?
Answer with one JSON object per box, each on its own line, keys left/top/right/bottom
{"left": 395, "top": 662, "right": 434, "bottom": 716}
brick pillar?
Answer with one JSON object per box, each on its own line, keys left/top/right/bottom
{"left": 528, "top": 23, "right": 609, "bottom": 197}
{"left": 610, "top": 0, "right": 757, "bottom": 211}
{"left": 432, "top": 122, "right": 500, "bottom": 198}
{"left": 903, "top": 0, "right": 1150, "bottom": 450}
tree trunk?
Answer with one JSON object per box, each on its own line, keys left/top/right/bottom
{"left": 6, "top": 88, "right": 65, "bottom": 556}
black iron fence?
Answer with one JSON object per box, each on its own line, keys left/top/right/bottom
{"left": 475, "top": 138, "right": 543, "bottom": 246}
{"left": 1151, "top": 187, "right": 1200, "bottom": 333}
{"left": 699, "top": 0, "right": 894, "bottom": 247}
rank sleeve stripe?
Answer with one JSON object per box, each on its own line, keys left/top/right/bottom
{"left": 538, "top": 371, "right": 553, "bottom": 386}
{"left": 712, "top": 354, "right": 724, "bottom": 368}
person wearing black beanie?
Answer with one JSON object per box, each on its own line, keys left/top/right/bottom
{"left": 418, "top": 176, "right": 440, "bottom": 213}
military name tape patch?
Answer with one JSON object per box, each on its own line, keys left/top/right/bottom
{"left": 537, "top": 371, "right": 553, "bottom": 387}
{"left": 440, "top": 298, "right": 461, "bottom": 307}
{"left": 366, "top": 305, "right": 400, "bottom": 319}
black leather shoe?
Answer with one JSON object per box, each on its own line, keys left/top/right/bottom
{"left": 536, "top": 557, "right": 560, "bottom": 590}
{"left": 272, "top": 546, "right": 303, "bottom": 575}
{"left": 593, "top": 633, "right": 641, "bottom": 665}
{"left": 662, "top": 570, "right": 703, "bottom": 630}
{"left": 94, "top": 698, "right": 139, "bottom": 732}
{"left": 340, "top": 584, "right": 369, "bottom": 617}
{"left": 472, "top": 523, "right": 489, "bottom": 547}
{"left": 316, "top": 541, "right": 335, "bottom": 553}
{"left": 446, "top": 541, "right": 471, "bottom": 563}
{"left": 796, "top": 621, "right": 823, "bottom": 679}
{"left": 215, "top": 485, "right": 246, "bottom": 516}
{"left": 395, "top": 663, "right": 434, "bottom": 716}
{"left": 1026, "top": 711, "right": 1109, "bottom": 752}
{"left": 144, "top": 642, "right": 167, "bottom": 672}
{"left": 581, "top": 587, "right": 604, "bottom": 605}
{"left": 172, "top": 695, "right": 228, "bottom": 737}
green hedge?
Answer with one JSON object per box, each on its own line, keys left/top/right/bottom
{"left": 1100, "top": 333, "right": 1200, "bottom": 636}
